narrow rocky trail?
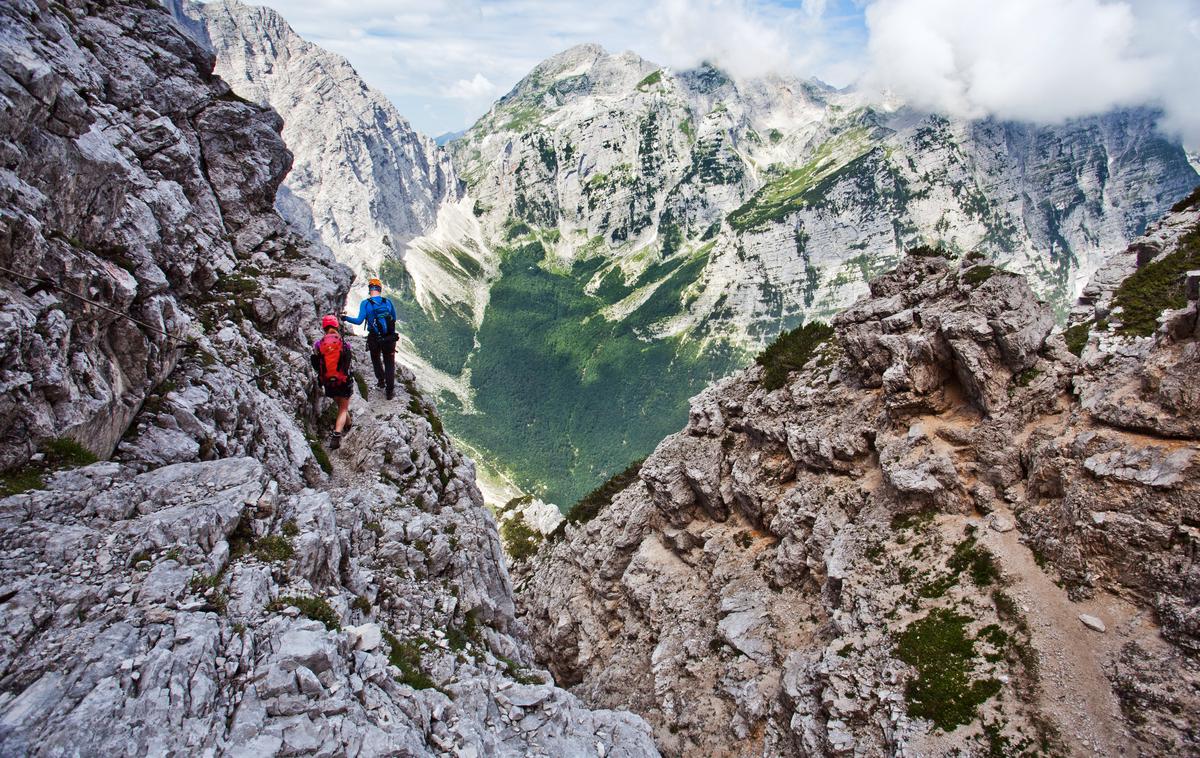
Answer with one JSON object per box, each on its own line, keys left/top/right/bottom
{"left": 978, "top": 508, "right": 1143, "bottom": 756}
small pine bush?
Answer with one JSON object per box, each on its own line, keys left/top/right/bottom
{"left": 755, "top": 322, "right": 834, "bottom": 391}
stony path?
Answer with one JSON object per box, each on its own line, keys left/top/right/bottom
{"left": 979, "top": 507, "right": 1144, "bottom": 757}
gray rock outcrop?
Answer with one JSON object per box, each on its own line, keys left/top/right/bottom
{"left": 516, "top": 201, "right": 1200, "bottom": 756}
{"left": 0, "top": 2, "right": 656, "bottom": 755}
{"left": 177, "top": 0, "right": 460, "bottom": 300}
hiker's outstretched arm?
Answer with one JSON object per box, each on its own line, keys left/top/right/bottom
{"left": 342, "top": 300, "right": 368, "bottom": 325}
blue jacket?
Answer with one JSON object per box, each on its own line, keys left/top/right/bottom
{"left": 343, "top": 295, "right": 397, "bottom": 335}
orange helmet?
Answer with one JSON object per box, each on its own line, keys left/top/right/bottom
{"left": 368, "top": 277, "right": 382, "bottom": 290}
{"left": 321, "top": 314, "right": 339, "bottom": 330}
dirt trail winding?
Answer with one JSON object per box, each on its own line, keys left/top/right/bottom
{"left": 978, "top": 506, "right": 1158, "bottom": 757}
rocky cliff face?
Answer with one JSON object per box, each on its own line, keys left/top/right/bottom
{"left": 177, "top": 0, "right": 461, "bottom": 308}
{"left": 515, "top": 196, "right": 1200, "bottom": 756}
{"left": 398, "top": 43, "right": 1200, "bottom": 508}
{"left": 0, "top": 2, "right": 655, "bottom": 754}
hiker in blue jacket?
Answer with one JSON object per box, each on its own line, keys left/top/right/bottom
{"left": 342, "top": 277, "right": 399, "bottom": 399}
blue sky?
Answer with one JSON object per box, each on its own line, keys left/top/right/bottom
{"left": 247, "top": 0, "right": 1199, "bottom": 148}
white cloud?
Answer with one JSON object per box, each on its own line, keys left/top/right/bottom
{"left": 652, "top": 0, "right": 797, "bottom": 79}
{"left": 861, "top": 0, "right": 1200, "bottom": 146}
{"left": 445, "top": 72, "right": 499, "bottom": 100}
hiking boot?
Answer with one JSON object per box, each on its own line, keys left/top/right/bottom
{"left": 328, "top": 431, "right": 341, "bottom": 450}
{"left": 385, "top": 387, "right": 394, "bottom": 400}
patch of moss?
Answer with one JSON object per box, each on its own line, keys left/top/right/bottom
{"left": 383, "top": 630, "right": 435, "bottom": 690}
{"left": 1111, "top": 225, "right": 1200, "bottom": 336}
{"left": 948, "top": 536, "right": 998, "bottom": 587}
{"left": 269, "top": 595, "right": 340, "bottom": 631}
{"left": 636, "top": 69, "right": 662, "bottom": 90}
{"left": 895, "top": 608, "right": 1002, "bottom": 731}
{"left": 755, "top": 321, "right": 834, "bottom": 391}
{"left": 1063, "top": 321, "right": 1092, "bottom": 357}
{"left": 500, "top": 511, "right": 541, "bottom": 562}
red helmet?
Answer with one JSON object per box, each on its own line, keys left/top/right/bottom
{"left": 321, "top": 314, "right": 339, "bottom": 330}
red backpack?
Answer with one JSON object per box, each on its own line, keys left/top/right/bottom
{"left": 317, "top": 333, "right": 349, "bottom": 384}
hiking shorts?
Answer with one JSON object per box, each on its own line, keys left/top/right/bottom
{"left": 322, "top": 379, "right": 353, "bottom": 398}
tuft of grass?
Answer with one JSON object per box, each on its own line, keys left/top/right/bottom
{"left": 305, "top": 429, "right": 333, "bottom": 474}
{"left": 42, "top": 437, "right": 98, "bottom": 467}
{"left": 0, "top": 468, "right": 46, "bottom": 498}
{"left": 281, "top": 519, "right": 299, "bottom": 537}
{"left": 562, "top": 458, "right": 645, "bottom": 526}
{"left": 500, "top": 511, "right": 541, "bottom": 561}
{"left": 1, "top": 437, "right": 99, "bottom": 497}
{"left": 253, "top": 535, "right": 294, "bottom": 563}
{"left": 352, "top": 596, "right": 372, "bottom": 614}
{"left": 268, "top": 595, "right": 340, "bottom": 631}
{"left": 383, "top": 630, "right": 435, "bottom": 690}
{"left": 354, "top": 372, "right": 369, "bottom": 399}
{"left": 895, "top": 608, "right": 1002, "bottom": 731}
{"left": 755, "top": 321, "right": 834, "bottom": 391}
{"left": 1111, "top": 225, "right": 1200, "bottom": 336}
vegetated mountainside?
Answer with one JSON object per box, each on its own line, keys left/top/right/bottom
{"left": 514, "top": 196, "right": 1200, "bottom": 756}
{"left": 0, "top": 2, "right": 657, "bottom": 754}
{"left": 173, "top": 0, "right": 461, "bottom": 312}
{"left": 409, "top": 43, "right": 1198, "bottom": 508}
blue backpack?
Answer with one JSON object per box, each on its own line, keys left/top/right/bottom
{"left": 364, "top": 297, "right": 397, "bottom": 338}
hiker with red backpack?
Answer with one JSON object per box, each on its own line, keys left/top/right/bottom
{"left": 311, "top": 314, "right": 354, "bottom": 450}
{"left": 341, "top": 277, "right": 399, "bottom": 399}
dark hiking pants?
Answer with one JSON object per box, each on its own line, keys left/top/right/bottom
{"left": 367, "top": 334, "right": 396, "bottom": 394}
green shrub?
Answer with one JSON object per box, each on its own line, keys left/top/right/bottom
{"left": 755, "top": 321, "right": 834, "bottom": 391}
{"left": 895, "top": 608, "right": 1001, "bottom": 731}
{"left": 564, "top": 458, "right": 645, "bottom": 526}
{"left": 1111, "top": 225, "right": 1200, "bottom": 336}
{"left": 269, "top": 595, "right": 340, "bottom": 630}
{"left": 963, "top": 265, "right": 998, "bottom": 286}
{"left": 383, "top": 630, "right": 435, "bottom": 690}
{"left": 500, "top": 512, "right": 540, "bottom": 561}
{"left": 352, "top": 596, "right": 372, "bottom": 614}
